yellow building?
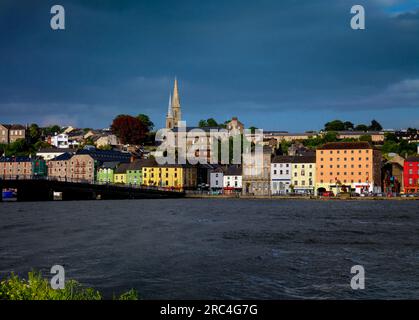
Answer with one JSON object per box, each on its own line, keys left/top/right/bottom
{"left": 291, "top": 156, "right": 316, "bottom": 194}
{"left": 113, "top": 163, "right": 129, "bottom": 184}
{"left": 142, "top": 164, "right": 197, "bottom": 190}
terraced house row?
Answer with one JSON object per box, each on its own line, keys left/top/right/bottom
{"left": 97, "top": 159, "right": 198, "bottom": 190}
{"left": 3, "top": 141, "right": 419, "bottom": 195}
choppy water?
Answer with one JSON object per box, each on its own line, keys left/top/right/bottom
{"left": 0, "top": 199, "right": 419, "bottom": 299}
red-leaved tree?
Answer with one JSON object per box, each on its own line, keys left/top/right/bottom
{"left": 111, "top": 115, "right": 148, "bottom": 145}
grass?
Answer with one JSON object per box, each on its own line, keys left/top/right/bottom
{"left": 0, "top": 271, "right": 138, "bottom": 300}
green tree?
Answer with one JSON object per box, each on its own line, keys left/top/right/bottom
{"left": 43, "top": 125, "right": 61, "bottom": 136}
{"left": 323, "top": 131, "right": 338, "bottom": 143}
{"left": 368, "top": 120, "right": 383, "bottom": 131}
{"left": 198, "top": 118, "right": 219, "bottom": 127}
{"left": 359, "top": 135, "right": 372, "bottom": 142}
{"left": 324, "top": 120, "right": 345, "bottom": 131}
{"left": 343, "top": 121, "right": 354, "bottom": 131}
{"left": 198, "top": 120, "right": 207, "bottom": 128}
{"left": 206, "top": 118, "right": 218, "bottom": 127}
{"left": 28, "top": 124, "right": 41, "bottom": 143}
{"left": 384, "top": 132, "right": 398, "bottom": 142}
{"left": 382, "top": 141, "right": 399, "bottom": 154}
{"left": 34, "top": 141, "right": 51, "bottom": 150}
{"left": 137, "top": 114, "right": 154, "bottom": 131}
{"left": 355, "top": 124, "right": 368, "bottom": 131}
{"left": 248, "top": 126, "right": 258, "bottom": 134}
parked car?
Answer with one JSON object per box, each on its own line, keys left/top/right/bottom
{"left": 322, "top": 191, "right": 335, "bottom": 197}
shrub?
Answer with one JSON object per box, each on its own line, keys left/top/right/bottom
{"left": 0, "top": 271, "right": 138, "bottom": 300}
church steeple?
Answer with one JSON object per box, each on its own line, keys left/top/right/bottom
{"left": 171, "top": 77, "right": 181, "bottom": 126}
{"left": 165, "top": 93, "right": 174, "bottom": 129}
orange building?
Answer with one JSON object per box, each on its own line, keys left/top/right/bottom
{"left": 315, "top": 142, "right": 382, "bottom": 195}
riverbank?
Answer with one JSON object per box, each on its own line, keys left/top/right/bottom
{"left": 185, "top": 194, "right": 419, "bottom": 200}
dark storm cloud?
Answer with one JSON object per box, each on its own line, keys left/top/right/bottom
{"left": 0, "top": 0, "right": 418, "bottom": 130}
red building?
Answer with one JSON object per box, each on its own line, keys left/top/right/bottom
{"left": 404, "top": 156, "right": 419, "bottom": 193}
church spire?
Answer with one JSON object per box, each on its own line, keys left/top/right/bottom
{"left": 171, "top": 77, "right": 181, "bottom": 126}
{"left": 167, "top": 93, "right": 173, "bottom": 117}
{"left": 165, "top": 92, "right": 174, "bottom": 129}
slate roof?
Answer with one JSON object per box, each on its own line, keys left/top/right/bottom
{"left": 318, "top": 142, "right": 373, "bottom": 150}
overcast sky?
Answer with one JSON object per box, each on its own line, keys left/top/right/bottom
{"left": 1, "top": 0, "right": 418, "bottom": 131}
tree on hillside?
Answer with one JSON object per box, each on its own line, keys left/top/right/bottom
{"left": 323, "top": 131, "right": 338, "bottom": 143}
{"left": 198, "top": 120, "right": 207, "bottom": 128}
{"left": 368, "top": 120, "right": 383, "bottom": 131}
{"left": 324, "top": 120, "right": 345, "bottom": 131}
{"left": 137, "top": 114, "right": 154, "bottom": 131}
{"left": 42, "top": 125, "right": 61, "bottom": 136}
{"left": 343, "top": 121, "right": 354, "bottom": 131}
{"left": 355, "top": 124, "right": 368, "bottom": 132}
{"left": 359, "top": 135, "right": 372, "bottom": 142}
{"left": 198, "top": 118, "right": 219, "bottom": 128}
{"left": 206, "top": 118, "right": 218, "bottom": 127}
{"left": 248, "top": 126, "right": 258, "bottom": 134}
{"left": 28, "top": 124, "right": 41, "bottom": 144}
{"left": 384, "top": 132, "right": 398, "bottom": 142}
{"left": 111, "top": 115, "right": 148, "bottom": 145}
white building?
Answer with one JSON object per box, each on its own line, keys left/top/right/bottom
{"left": 209, "top": 167, "right": 224, "bottom": 191}
{"left": 271, "top": 156, "right": 293, "bottom": 195}
{"left": 223, "top": 166, "right": 242, "bottom": 190}
{"left": 51, "top": 133, "right": 69, "bottom": 149}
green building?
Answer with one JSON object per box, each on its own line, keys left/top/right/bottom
{"left": 96, "top": 161, "right": 119, "bottom": 184}
{"left": 126, "top": 160, "right": 144, "bottom": 186}
{"left": 32, "top": 158, "right": 47, "bottom": 177}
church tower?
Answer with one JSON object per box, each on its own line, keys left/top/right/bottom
{"left": 171, "top": 78, "right": 181, "bottom": 126}
{"left": 165, "top": 78, "right": 182, "bottom": 129}
{"left": 165, "top": 94, "right": 174, "bottom": 129}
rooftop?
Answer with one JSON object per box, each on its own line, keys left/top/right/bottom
{"left": 114, "top": 163, "right": 130, "bottom": 174}
{"left": 0, "top": 156, "right": 32, "bottom": 162}
{"left": 272, "top": 155, "right": 316, "bottom": 164}
{"left": 49, "top": 153, "right": 73, "bottom": 161}
{"left": 37, "top": 148, "right": 76, "bottom": 153}
{"left": 317, "top": 142, "right": 374, "bottom": 150}
{"left": 224, "top": 165, "right": 242, "bottom": 176}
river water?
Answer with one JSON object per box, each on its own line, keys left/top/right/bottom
{"left": 0, "top": 199, "right": 418, "bottom": 299}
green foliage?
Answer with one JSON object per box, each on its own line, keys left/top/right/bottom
{"left": 28, "top": 124, "right": 41, "bottom": 144}
{"left": 1, "top": 139, "right": 33, "bottom": 157}
{"left": 198, "top": 118, "right": 219, "bottom": 127}
{"left": 382, "top": 133, "right": 417, "bottom": 156}
{"left": 323, "top": 131, "right": 338, "bottom": 143}
{"left": 98, "top": 145, "right": 113, "bottom": 151}
{"left": 0, "top": 271, "right": 138, "bottom": 300}
{"left": 359, "top": 135, "right": 372, "bottom": 142}
{"left": 324, "top": 119, "right": 383, "bottom": 132}
{"left": 324, "top": 120, "right": 345, "bottom": 131}
{"left": 34, "top": 141, "right": 51, "bottom": 150}
{"left": 137, "top": 114, "right": 154, "bottom": 131}
{"left": 114, "top": 289, "right": 138, "bottom": 300}
{"left": 303, "top": 132, "right": 339, "bottom": 149}
{"left": 369, "top": 119, "right": 383, "bottom": 131}
{"left": 354, "top": 124, "right": 368, "bottom": 131}
{"left": 279, "top": 140, "right": 291, "bottom": 155}
{"left": 248, "top": 126, "right": 258, "bottom": 134}
{"left": 42, "top": 125, "right": 61, "bottom": 136}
